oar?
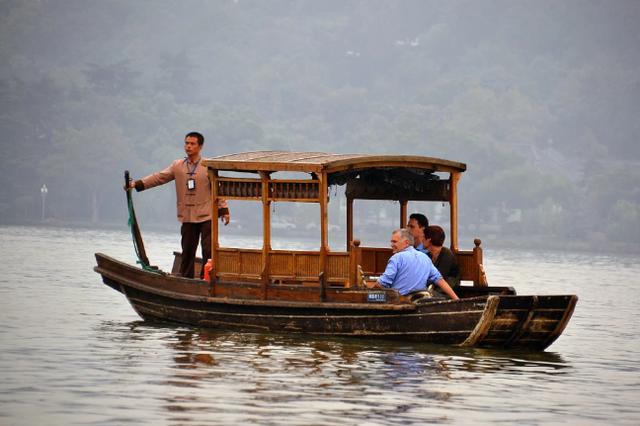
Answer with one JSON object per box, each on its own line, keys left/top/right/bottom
{"left": 125, "top": 170, "right": 151, "bottom": 267}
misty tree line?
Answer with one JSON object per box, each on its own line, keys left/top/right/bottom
{"left": 0, "top": 0, "right": 638, "bottom": 245}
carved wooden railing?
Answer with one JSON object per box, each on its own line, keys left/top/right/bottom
{"left": 215, "top": 248, "right": 349, "bottom": 285}
{"left": 269, "top": 180, "right": 320, "bottom": 202}
{"left": 454, "top": 239, "right": 488, "bottom": 286}
{"left": 217, "top": 178, "right": 320, "bottom": 202}
{"left": 218, "top": 178, "right": 262, "bottom": 199}
{"left": 211, "top": 239, "right": 487, "bottom": 288}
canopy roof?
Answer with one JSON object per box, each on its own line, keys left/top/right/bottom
{"left": 202, "top": 151, "right": 466, "bottom": 174}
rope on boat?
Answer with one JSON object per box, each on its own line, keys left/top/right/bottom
{"left": 127, "top": 195, "right": 162, "bottom": 274}
{"left": 125, "top": 171, "right": 163, "bottom": 274}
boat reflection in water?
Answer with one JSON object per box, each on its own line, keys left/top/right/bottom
{"left": 91, "top": 317, "right": 571, "bottom": 423}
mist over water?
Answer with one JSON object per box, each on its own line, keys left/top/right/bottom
{"left": 1, "top": 1, "right": 640, "bottom": 249}
{"left": 1, "top": 225, "right": 638, "bottom": 425}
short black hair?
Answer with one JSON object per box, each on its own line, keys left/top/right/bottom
{"left": 426, "top": 225, "right": 446, "bottom": 247}
{"left": 185, "top": 131, "right": 204, "bottom": 145}
{"left": 409, "top": 213, "right": 429, "bottom": 229}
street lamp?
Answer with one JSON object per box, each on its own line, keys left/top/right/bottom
{"left": 40, "top": 184, "right": 48, "bottom": 221}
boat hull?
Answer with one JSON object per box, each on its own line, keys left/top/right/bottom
{"left": 95, "top": 253, "right": 577, "bottom": 350}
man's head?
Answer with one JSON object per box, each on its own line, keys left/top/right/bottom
{"left": 185, "top": 131, "right": 204, "bottom": 145}
{"left": 407, "top": 213, "right": 429, "bottom": 242}
{"left": 426, "top": 225, "right": 446, "bottom": 247}
{"left": 390, "top": 228, "right": 414, "bottom": 253}
{"left": 184, "top": 131, "right": 204, "bottom": 159}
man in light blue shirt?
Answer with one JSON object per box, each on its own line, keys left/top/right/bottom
{"left": 367, "top": 228, "right": 459, "bottom": 300}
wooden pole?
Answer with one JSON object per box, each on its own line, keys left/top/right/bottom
{"left": 319, "top": 172, "right": 329, "bottom": 301}
{"left": 260, "top": 171, "right": 271, "bottom": 299}
{"left": 209, "top": 169, "right": 219, "bottom": 293}
{"left": 346, "top": 196, "right": 353, "bottom": 251}
{"left": 349, "top": 239, "right": 361, "bottom": 288}
{"left": 450, "top": 172, "right": 461, "bottom": 252}
{"left": 400, "top": 200, "right": 408, "bottom": 228}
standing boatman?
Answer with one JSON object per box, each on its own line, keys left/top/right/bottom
{"left": 126, "top": 131, "right": 230, "bottom": 278}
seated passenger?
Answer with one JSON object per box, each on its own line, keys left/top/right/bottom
{"left": 365, "top": 228, "right": 459, "bottom": 300}
{"left": 407, "top": 213, "right": 429, "bottom": 254}
{"left": 425, "top": 225, "right": 461, "bottom": 288}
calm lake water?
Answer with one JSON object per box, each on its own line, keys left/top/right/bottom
{"left": 1, "top": 225, "right": 639, "bottom": 425}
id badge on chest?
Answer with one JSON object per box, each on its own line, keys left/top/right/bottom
{"left": 187, "top": 178, "right": 195, "bottom": 190}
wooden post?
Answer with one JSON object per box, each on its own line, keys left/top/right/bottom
{"left": 260, "top": 171, "right": 271, "bottom": 299}
{"left": 349, "top": 239, "right": 362, "bottom": 288}
{"left": 319, "top": 172, "right": 329, "bottom": 301}
{"left": 346, "top": 196, "right": 354, "bottom": 251}
{"left": 400, "top": 200, "right": 408, "bottom": 228}
{"left": 319, "top": 272, "right": 326, "bottom": 301}
{"left": 473, "top": 238, "right": 488, "bottom": 287}
{"left": 209, "top": 169, "right": 219, "bottom": 295}
{"left": 450, "top": 172, "right": 461, "bottom": 252}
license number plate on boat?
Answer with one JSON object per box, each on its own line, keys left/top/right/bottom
{"left": 367, "top": 292, "right": 387, "bottom": 302}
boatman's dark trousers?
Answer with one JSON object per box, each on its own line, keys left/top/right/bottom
{"left": 180, "top": 220, "right": 211, "bottom": 279}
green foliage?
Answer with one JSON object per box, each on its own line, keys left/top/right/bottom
{"left": 0, "top": 0, "right": 638, "bottom": 248}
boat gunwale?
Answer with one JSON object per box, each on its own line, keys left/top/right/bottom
{"left": 95, "top": 253, "right": 575, "bottom": 313}
{"left": 95, "top": 252, "right": 425, "bottom": 311}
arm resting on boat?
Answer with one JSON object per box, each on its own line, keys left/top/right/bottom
{"left": 436, "top": 278, "right": 459, "bottom": 300}
{"left": 365, "top": 280, "right": 383, "bottom": 290}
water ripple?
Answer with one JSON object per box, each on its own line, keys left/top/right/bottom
{"left": 1, "top": 226, "right": 639, "bottom": 425}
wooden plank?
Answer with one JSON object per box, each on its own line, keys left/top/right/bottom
{"left": 327, "top": 158, "right": 466, "bottom": 175}
{"left": 539, "top": 295, "right": 578, "bottom": 349}
{"left": 260, "top": 171, "right": 271, "bottom": 299}
{"left": 326, "top": 253, "right": 349, "bottom": 283}
{"left": 270, "top": 252, "right": 295, "bottom": 277}
{"left": 209, "top": 169, "right": 219, "bottom": 295}
{"left": 319, "top": 172, "right": 329, "bottom": 301}
{"left": 295, "top": 253, "right": 321, "bottom": 278}
{"left": 269, "top": 179, "right": 320, "bottom": 201}
{"left": 358, "top": 247, "right": 393, "bottom": 275}
{"left": 460, "top": 296, "right": 500, "bottom": 347}
{"left": 218, "top": 178, "right": 262, "bottom": 199}
{"left": 456, "top": 241, "right": 486, "bottom": 286}
{"left": 450, "top": 172, "right": 460, "bottom": 252}
{"left": 400, "top": 200, "right": 407, "bottom": 228}
{"left": 349, "top": 240, "right": 361, "bottom": 288}
{"left": 346, "top": 196, "right": 354, "bottom": 250}
{"left": 504, "top": 295, "right": 538, "bottom": 346}
{"left": 472, "top": 239, "right": 485, "bottom": 286}
{"left": 456, "top": 251, "right": 477, "bottom": 282}
{"left": 202, "top": 152, "right": 467, "bottom": 175}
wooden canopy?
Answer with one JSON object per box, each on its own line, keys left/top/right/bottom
{"left": 202, "top": 151, "right": 466, "bottom": 174}
{"left": 203, "top": 151, "right": 469, "bottom": 291}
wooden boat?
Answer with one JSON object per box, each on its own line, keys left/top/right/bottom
{"left": 95, "top": 152, "right": 577, "bottom": 350}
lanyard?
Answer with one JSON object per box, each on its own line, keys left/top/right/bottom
{"left": 184, "top": 158, "right": 200, "bottom": 176}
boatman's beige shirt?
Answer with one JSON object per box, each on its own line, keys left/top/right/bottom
{"left": 135, "top": 157, "right": 228, "bottom": 223}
